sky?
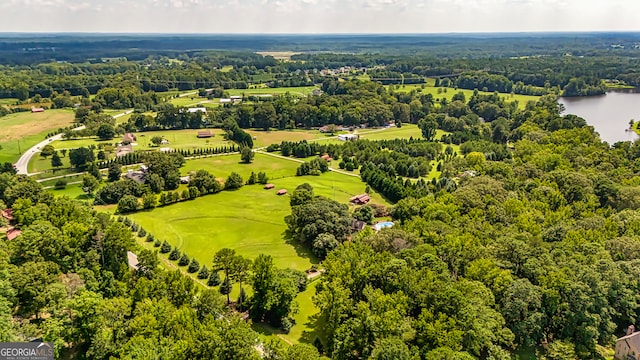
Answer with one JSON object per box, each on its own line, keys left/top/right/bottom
{"left": 0, "top": 0, "right": 638, "bottom": 33}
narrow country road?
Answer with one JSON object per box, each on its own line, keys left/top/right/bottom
{"left": 256, "top": 150, "right": 361, "bottom": 178}
{"left": 15, "top": 110, "right": 133, "bottom": 175}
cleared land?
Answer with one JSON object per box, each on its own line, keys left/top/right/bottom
{"left": 129, "top": 163, "right": 388, "bottom": 270}
{"left": 129, "top": 183, "right": 317, "bottom": 271}
{"left": 248, "top": 129, "right": 321, "bottom": 148}
{"left": 50, "top": 129, "right": 232, "bottom": 151}
{"left": 0, "top": 109, "right": 75, "bottom": 164}
{"left": 389, "top": 85, "right": 539, "bottom": 109}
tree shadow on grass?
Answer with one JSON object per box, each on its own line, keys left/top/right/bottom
{"left": 282, "top": 228, "right": 320, "bottom": 266}
{"left": 299, "top": 312, "right": 327, "bottom": 349}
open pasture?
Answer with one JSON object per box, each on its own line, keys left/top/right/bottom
{"left": 0, "top": 109, "right": 75, "bottom": 164}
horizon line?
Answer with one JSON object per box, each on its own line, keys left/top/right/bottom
{"left": 1, "top": 30, "right": 640, "bottom": 36}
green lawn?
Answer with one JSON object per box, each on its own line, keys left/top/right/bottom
{"left": 247, "top": 129, "right": 321, "bottom": 148}
{"left": 128, "top": 184, "right": 317, "bottom": 272}
{"left": 168, "top": 97, "right": 215, "bottom": 107}
{"left": 227, "top": 86, "right": 318, "bottom": 97}
{"left": 389, "top": 85, "right": 539, "bottom": 109}
{"left": 28, "top": 153, "right": 72, "bottom": 173}
{"left": 0, "top": 109, "right": 76, "bottom": 164}
{"left": 358, "top": 124, "right": 422, "bottom": 141}
{"left": 182, "top": 153, "right": 298, "bottom": 180}
{"left": 128, "top": 166, "right": 389, "bottom": 270}
{"left": 284, "top": 279, "right": 322, "bottom": 344}
{"left": 51, "top": 129, "right": 233, "bottom": 152}
{"left": 0, "top": 98, "right": 18, "bottom": 106}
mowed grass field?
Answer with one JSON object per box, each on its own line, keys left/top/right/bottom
{"left": 129, "top": 157, "right": 389, "bottom": 270}
{"left": 227, "top": 86, "right": 318, "bottom": 97}
{"left": 0, "top": 109, "right": 76, "bottom": 164}
{"left": 247, "top": 129, "right": 321, "bottom": 148}
{"left": 390, "top": 85, "right": 539, "bottom": 109}
{"left": 50, "top": 129, "right": 232, "bottom": 151}
{"left": 129, "top": 183, "right": 317, "bottom": 271}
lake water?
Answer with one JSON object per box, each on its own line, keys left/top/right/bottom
{"left": 558, "top": 89, "right": 640, "bottom": 144}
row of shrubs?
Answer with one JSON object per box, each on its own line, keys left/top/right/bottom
{"left": 118, "top": 216, "right": 223, "bottom": 287}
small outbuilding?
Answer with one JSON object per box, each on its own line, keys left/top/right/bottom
{"left": 122, "top": 133, "right": 137, "bottom": 144}
{"left": 31, "top": 107, "right": 45, "bottom": 113}
{"left": 320, "top": 154, "right": 332, "bottom": 161}
{"left": 338, "top": 134, "right": 359, "bottom": 141}
{"left": 197, "top": 130, "right": 213, "bottom": 138}
{"left": 615, "top": 325, "right": 640, "bottom": 360}
{"left": 186, "top": 107, "right": 207, "bottom": 114}
{"left": 116, "top": 144, "right": 133, "bottom": 157}
{"left": 1, "top": 209, "right": 14, "bottom": 222}
{"left": 264, "top": 184, "right": 275, "bottom": 190}
{"left": 127, "top": 251, "right": 139, "bottom": 271}
{"left": 6, "top": 228, "right": 21, "bottom": 241}
{"left": 277, "top": 189, "right": 288, "bottom": 195}
{"left": 350, "top": 194, "right": 370, "bottom": 205}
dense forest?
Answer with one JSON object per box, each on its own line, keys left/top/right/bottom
{"left": 0, "top": 33, "right": 639, "bottom": 102}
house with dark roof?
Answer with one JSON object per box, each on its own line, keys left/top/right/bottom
{"left": 352, "top": 220, "right": 367, "bottom": 232}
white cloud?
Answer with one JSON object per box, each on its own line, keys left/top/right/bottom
{"left": 0, "top": 0, "right": 638, "bottom": 33}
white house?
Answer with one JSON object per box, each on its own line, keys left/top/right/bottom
{"left": 186, "top": 107, "right": 207, "bottom": 114}
{"left": 338, "top": 134, "right": 359, "bottom": 141}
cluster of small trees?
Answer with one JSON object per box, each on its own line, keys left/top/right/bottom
{"left": 285, "top": 184, "right": 354, "bottom": 259}
{"left": 296, "top": 158, "right": 329, "bottom": 176}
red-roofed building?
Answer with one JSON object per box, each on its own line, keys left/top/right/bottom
{"left": 6, "top": 228, "right": 21, "bottom": 240}
{"left": 320, "top": 154, "right": 332, "bottom": 161}
{"left": 31, "top": 107, "right": 45, "bottom": 113}
{"left": 277, "top": 189, "right": 288, "bottom": 195}
{"left": 197, "top": 130, "right": 213, "bottom": 138}
{"left": 264, "top": 184, "right": 275, "bottom": 190}
{"left": 122, "top": 133, "right": 137, "bottom": 144}
{"left": 350, "top": 194, "right": 370, "bottom": 205}
{"left": 1, "top": 209, "right": 14, "bottom": 222}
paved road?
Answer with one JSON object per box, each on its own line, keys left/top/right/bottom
{"left": 256, "top": 150, "right": 360, "bottom": 178}
{"left": 15, "top": 110, "right": 133, "bottom": 175}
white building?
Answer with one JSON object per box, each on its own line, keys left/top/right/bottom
{"left": 338, "top": 134, "right": 359, "bottom": 141}
{"left": 186, "top": 107, "right": 207, "bottom": 114}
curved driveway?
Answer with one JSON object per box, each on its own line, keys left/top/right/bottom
{"left": 15, "top": 110, "right": 133, "bottom": 175}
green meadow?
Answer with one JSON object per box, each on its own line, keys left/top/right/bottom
{"left": 389, "top": 84, "right": 539, "bottom": 109}
{"left": 0, "top": 109, "right": 75, "bottom": 164}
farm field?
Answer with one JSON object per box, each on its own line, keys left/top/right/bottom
{"left": 247, "top": 129, "right": 322, "bottom": 148}
{"left": 0, "top": 109, "right": 75, "bottom": 164}
{"left": 128, "top": 183, "right": 317, "bottom": 272}
{"left": 227, "top": 86, "right": 318, "bottom": 97}
{"left": 390, "top": 84, "right": 539, "bottom": 109}
{"left": 0, "top": 98, "right": 19, "bottom": 106}
{"left": 28, "top": 153, "right": 72, "bottom": 173}
{"left": 182, "top": 152, "right": 298, "bottom": 180}
{"left": 50, "top": 129, "right": 232, "bottom": 151}
{"left": 129, "top": 168, "right": 388, "bottom": 269}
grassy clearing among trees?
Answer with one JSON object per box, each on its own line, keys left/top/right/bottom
{"left": 128, "top": 184, "right": 317, "bottom": 272}
{"left": 0, "top": 109, "right": 75, "bottom": 164}
{"left": 389, "top": 84, "right": 539, "bottom": 109}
